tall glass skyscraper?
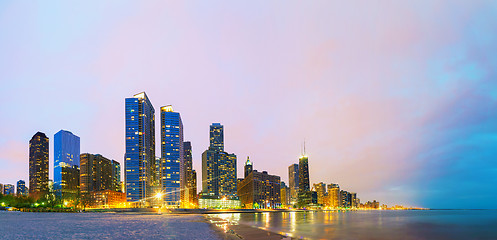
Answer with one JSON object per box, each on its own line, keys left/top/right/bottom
{"left": 288, "top": 163, "right": 299, "bottom": 204}
{"left": 160, "top": 105, "right": 183, "bottom": 206}
{"left": 29, "top": 132, "right": 49, "bottom": 196}
{"left": 298, "top": 153, "right": 311, "bottom": 206}
{"left": 54, "top": 130, "right": 80, "bottom": 194}
{"left": 202, "top": 123, "right": 237, "bottom": 198}
{"left": 125, "top": 92, "right": 155, "bottom": 203}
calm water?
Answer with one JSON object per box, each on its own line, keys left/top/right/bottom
{"left": 209, "top": 210, "right": 497, "bottom": 239}
{"left": 0, "top": 211, "right": 220, "bottom": 240}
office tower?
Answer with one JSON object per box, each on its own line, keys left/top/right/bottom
{"left": 327, "top": 183, "right": 340, "bottom": 208}
{"left": 244, "top": 156, "right": 253, "bottom": 178}
{"left": 238, "top": 170, "right": 281, "bottom": 209}
{"left": 288, "top": 164, "right": 299, "bottom": 205}
{"left": 350, "top": 192, "right": 357, "bottom": 208}
{"left": 54, "top": 130, "right": 81, "bottom": 195}
{"left": 160, "top": 105, "right": 183, "bottom": 207}
{"left": 80, "top": 153, "right": 118, "bottom": 194}
{"left": 111, "top": 160, "right": 121, "bottom": 192}
{"left": 125, "top": 92, "right": 155, "bottom": 203}
{"left": 3, "top": 184, "right": 14, "bottom": 195}
{"left": 16, "top": 180, "right": 28, "bottom": 196}
{"left": 340, "top": 190, "right": 351, "bottom": 208}
{"left": 29, "top": 132, "right": 49, "bottom": 197}
{"left": 209, "top": 123, "right": 224, "bottom": 151}
{"left": 313, "top": 182, "right": 326, "bottom": 205}
{"left": 297, "top": 150, "right": 311, "bottom": 207}
{"left": 202, "top": 123, "right": 237, "bottom": 198}
{"left": 280, "top": 182, "right": 290, "bottom": 206}
{"left": 181, "top": 141, "right": 197, "bottom": 208}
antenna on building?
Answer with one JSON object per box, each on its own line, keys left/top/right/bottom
{"left": 304, "top": 139, "right": 306, "bottom": 155}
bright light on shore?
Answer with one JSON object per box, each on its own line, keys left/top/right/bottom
{"left": 155, "top": 192, "right": 162, "bottom": 199}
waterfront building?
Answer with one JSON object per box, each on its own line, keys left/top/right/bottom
{"left": 198, "top": 194, "right": 241, "bottom": 209}
{"left": 54, "top": 130, "right": 81, "bottom": 196}
{"left": 160, "top": 105, "right": 183, "bottom": 207}
{"left": 181, "top": 141, "right": 197, "bottom": 208}
{"left": 327, "top": 183, "right": 340, "bottom": 208}
{"left": 238, "top": 170, "right": 281, "bottom": 209}
{"left": 90, "top": 189, "right": 126, "bottom": 208}
{"left": 29, "top": 132, "right": 49, "bottom": 197}
{"left": 350, "top": 192, "right": 358, "bottom": 208}
{"left": 340, "top": 190, "right": 351, "bottom": 208}
{"left": 125, "top": 92, "right": 156, "bottom": 203}
{"left": 17, "top": 180, "right": 28, "bottom": 196}
{"left": 288, "top": 164, "right": 299, "bottom": 205}
{"left": 280, "top": 182, "right": 290, "bottom": 207}
{"left": 244, "top": 156, "right": 253, "bottom": 178}
{"left": 111, "top": 160, "right": 121, "bottom": 192}
{"left": 201, "top": 123, "right": 237, "bottom": 199}
{"left": 313, "top": 182, "right": 327, "bottom": 205}
{"left": 298, "top": 152, "right": 311, "bottom": 207}
{"left": 80, "top": 153, "right": 119, "bottom": 194}
{"left": 3, "top": 184, "right": 14, "bottom": 195}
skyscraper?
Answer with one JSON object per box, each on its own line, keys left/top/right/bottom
{"left": 209, "top": 123, "right": 224, "bottom": 151}
{"left": 111, "top": 160, "right": 121, "bottom": 192}
{"left": 244, "top": 156, "right": 253, "bottom": 178}
{"left": 202, "top": 123, "right": 237, "bottom": 198}
{"left": 17, "top": 180, "right": 28, "bottom": 196}
{"left": 54, "top": 130, "right": 81, "bottom": 195}
{"left": 125, "top": 92, "right": 155, "bottom": 203}
{"left": 327, "top": 183, "right": 340, "bottom": 208}
{"left": 313, "top": 182, "right": 326, "bottom": 205}
{"left": 29, "top": 132, "right": 49, "bottom": 197}
{"left": 181, "top": 141, "right": 196, "bottom": 208}
{"left": 80, "top": 153, "right": 117, "bottom": 194}
{"left": 288, "top": 163, "right": 299, "bottom": 205}
{"left": 298, "top": 152, "right": 311, "bottom": 207}
{"left": 3, "top": 184, "right": 14, "bottom": 195}
{"left": 238, "top": 170, "right": 281, "bottom": 209}
{"left": 160, "top": 105, "right": 183, "bottom": 207}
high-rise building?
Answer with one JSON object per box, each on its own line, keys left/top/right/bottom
{"left": 29, "top": 132, "right": 49, "bottom": 197}
{"left": 298, "top": 151, "right": 311, "bottom": 207}
{"left": 160, "top": 105, "right": 183, "bottom": 207}
{"left": 111, "top": 160, "right": 121, "bottom": 192}
{"left": 16, "top": 180, "right": 28, "bottom": 196}
{"left": 313, "top": 182, "right": 326, "bottom": 205}
{"left": 327, "top": 183, "right": 340, "bottom": 208}
{"left": 209, "top": 123, "right": 224, "bottom": 151}
{"left": 288, "top": 164, "right": 299, "bottom": 205}
{"left": 280, "top": 182, "right": 290, "bottom": 207}
{"left": 244, "top": 156, "right": 253, "bottom": 178}
{"left": 238, "top": 170, "right": 281, "bottom": 209}
{"left": 54, "top": 130, "right": 81, "bottom": 195}
{"left": 181, "top": 141, "right": 197, "bottom": 208}
{"left": 3, "top": 184, "right": 14, "bottom": 195}
{"left": 125, "top": 92, "right": 155, "bottom": 203}
{"left": 80, "top": 153, "right": 117, "bottom": 195}
{"left": 0, "top": 184, "right": 3, "bottom": 195}
{"left": 350, "top": 192, "right": 358, "bottom": 208}
{"left": 340, "top": 190, "right": 351, "bottom": 208}
{"left": 202, "top": 123, "right": 237, "bottom": 199}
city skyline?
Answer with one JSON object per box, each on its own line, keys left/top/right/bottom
{"left": 1, "top": 1, "right": 497, "bottom": 209}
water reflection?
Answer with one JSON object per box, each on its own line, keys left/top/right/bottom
{"left": 208, "top": 210, "right": 497, "bottom": 239}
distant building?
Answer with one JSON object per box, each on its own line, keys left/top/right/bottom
{"left": 350, "top": 192, "right": 358, "bottom": 208}
{"left": 198, "top": 194, "right": 241, "bottom": 209}
{"left": 125, "top": 92, "right": 156, "bottom": 203}
{"left": 298, "top": 153, "right": 311, "bottom": 207}
{"left": 160, "top": 105, "right": 183, "bottom": 207}
{"left": 111, "top": 160, "right": 121, "bottom": 192}
{"left": 238, "top": 170, "right": 281, "bottom": 209}
{"left": 80, "top": 153, "right": 119, "bottom": 194}
{"left": 244, "top": 156, "right": 253, "bottom": 178}
{"left": 181, "top": 141, "right": 197, "bottom": 208}
{"left": 288, "top": 164, "right": 299, "bottom": 205}
{"left": 340, "top": 190, "right": 351, "bottom": 208}
{"left": 17, "top": 180, "right": 28, "bottom": 196}
{"left": 327, "top": 184, "right": 340, "bottom": 208}
{"left": 280, "top": 182, "right": 290, "bottom": 206}
{"left": 0, "top": 184, "right": 3, "bottom": 195}
{"left": 29, "top": 132, "right": 49, "bottom": 197}
{"left": 3, "top": 184, "right": 14, "bottom": 195}
{"left": 201, "top": 123, "right": 237, "bottom": 200}
{"left": 313, "top": 182, "right": 326, "bottom": 205}
{"left": 54, "top": 130, "right": 81, "bottom": 196}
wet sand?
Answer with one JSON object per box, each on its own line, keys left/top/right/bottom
{"left": 207, "top": 216, "right": 292, "bottom": 240}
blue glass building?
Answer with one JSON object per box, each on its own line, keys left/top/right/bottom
{"left": 160, "top": 105, "right": 183, "bottom": 207}
{"left": 125, "top": 92, "right": 155, "bottom": 203}
{"left": 54, "top": 130, "right": 80, "bottom": 193}
{"left": 16, "top": 180, "right": 28, "bottom": 196}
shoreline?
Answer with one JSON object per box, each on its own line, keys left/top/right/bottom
{"left": 205, "top": 215, "right": 293, "bottom": 240}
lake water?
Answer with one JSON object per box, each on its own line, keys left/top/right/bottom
{"left": 209, "top": 210, "right": 497, "bottom": 239}
{"left": 2, "top": 210, "right": 497, "bottom": 239}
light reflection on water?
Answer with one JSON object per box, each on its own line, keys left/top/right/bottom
{"left": 210, "top": 210, "right": 497, "bottom": 240}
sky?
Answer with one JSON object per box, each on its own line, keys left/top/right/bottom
{"left": 1, "top": 1, "right": 496, "bottom": 209}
